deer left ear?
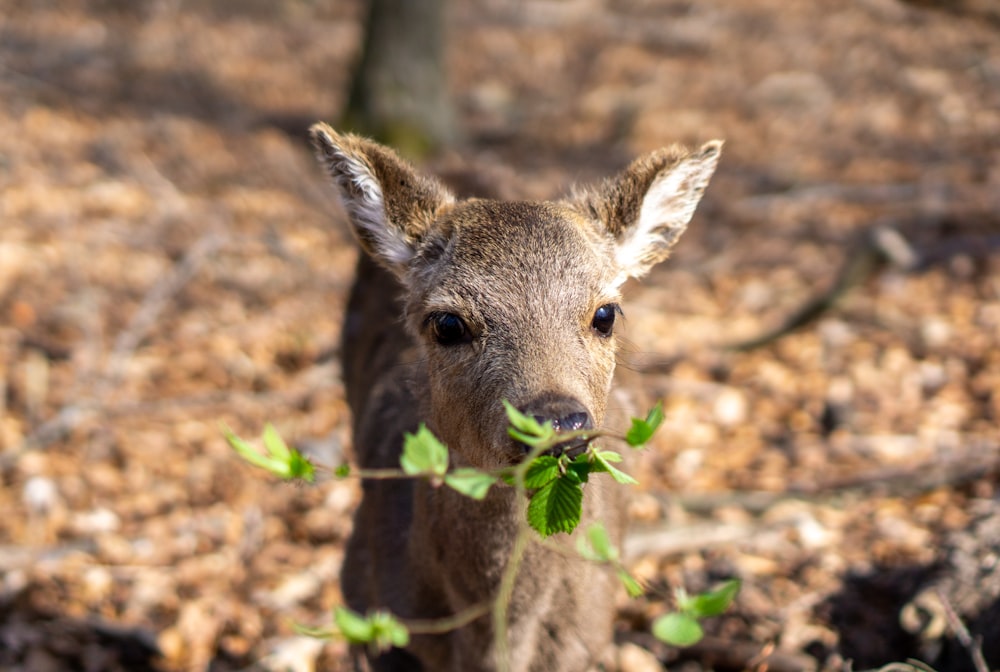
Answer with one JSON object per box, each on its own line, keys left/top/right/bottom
{"left": 576, "top": 140, "right": 722, "bottom": 283}
{"left": 310, "top": 123, "right": 455, "bottom": 278}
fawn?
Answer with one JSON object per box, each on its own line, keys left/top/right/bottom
{"left": 311, "top": 124, "right": 721, "bottom": 672}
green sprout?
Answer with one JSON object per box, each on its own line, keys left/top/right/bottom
{"left": 224, "top": 423, "right": 315, "bottom": 482}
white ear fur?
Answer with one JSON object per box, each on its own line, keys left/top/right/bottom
{"left": 615, "top": 141, "right": 722, "bottom": 281}
{"left": 311, "top": 125, "right": 417, "bottom": 267}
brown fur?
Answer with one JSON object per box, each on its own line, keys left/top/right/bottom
{"left": 311, "top": 124, "right": 721, "bottom": 672}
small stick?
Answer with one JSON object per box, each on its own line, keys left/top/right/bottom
{"left": 934, "top": 587, "right": 990, "bottom": 672}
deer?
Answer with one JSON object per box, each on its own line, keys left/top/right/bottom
{"left": 310, "top": 124, "right": 721, "bottom": 672}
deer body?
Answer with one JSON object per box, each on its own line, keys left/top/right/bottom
{"left": 312, "top": 126, "right": 721, "bottom": 671}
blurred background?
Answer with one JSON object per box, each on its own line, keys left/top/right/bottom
{"left": 1, "top": 0, "right": 998, "bottom": 670}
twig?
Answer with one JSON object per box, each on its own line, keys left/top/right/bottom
{"left": 625, "top": 521, "right": 765, "bottom": 560}
{"left": 934, "top": 587, "right": 990, "bottom": 672}
{"left": 493, "top": 516, "right": 530, "bottom": 672}
{"left": 725, "top": 226, "right": 889, "bottom": 352}
{"left": 723, "top": 208, "right": 1000, "bottom": 353}
{"left": 491, "top": 437, "right": 550, "bottom": 672}
{"left": 736, "top": 183, "right": 922, "bottom": 213}
{"left": 664, "top": 439, "right": 999, "bottom": 516}
{"left": 9, "top": 231, "right": 228, "bottom": 462}
{"left": 623, "top": 440, "right": 999, "bottom": 559}
{"left": 404, "top": 601, "right": 492, "bottom": 636}
{"left": 103, "top": 231, "right": 226, "bottom": 387}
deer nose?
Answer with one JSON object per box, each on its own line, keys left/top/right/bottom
{"left": 518, "top": 396, "right": 594, "bottom": 458}
{"left": 521, "top": 395, "right": 593, "bottom": 433}
{"left": 532, "top": 411, "right": 591, "bottom": 432}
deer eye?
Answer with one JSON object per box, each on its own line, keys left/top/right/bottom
{"left": 591, "top": 303, "right": 620, "bottom": 337}
{"left": 429, "top": 312, "right": 471, "bottom": 346}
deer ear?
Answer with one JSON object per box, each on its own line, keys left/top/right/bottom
{"left": 577, "top": 140, "right": 721, "bottom": 283}
{"left": 310, "top": 123, "right": 454, "bottom": 275}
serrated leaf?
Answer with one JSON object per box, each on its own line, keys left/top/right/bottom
{"left": 617, "top": 569, "right": 645, "bottom": 598}
{"left": 444, "top": 469, "right": 497, "bottom": 500}
{"left": 592, "top": 451, "right": 638, "bottom": 485}
{"left": 400, "top": 425, "right": 449, "bottom": 478}
{"left": 523, "top": 456, "right": 561, "bottom": 489}
{"left": 652, "top": 612, "right": 704, "bottom": 647}
{"left": 333, "top": 607, "right": 375, "bottom": 643}
{"left": 685, "top": 579, "right": 741, "bottom": 618}
{"left": 625, "top": 402, "right": 664, "bottom": 447}
{"left": 526, "top": 474, "right": 583, "bottom": 537}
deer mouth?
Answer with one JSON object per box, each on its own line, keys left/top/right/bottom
{"left": 545, "top": 434, "right": 593, "bottom": 459}
{"left": 516, "top": 432, "right": 595, "bottom": 461}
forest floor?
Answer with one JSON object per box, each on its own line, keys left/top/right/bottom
{"left": 1, "top": 0, "right": 999, "bottom": 670}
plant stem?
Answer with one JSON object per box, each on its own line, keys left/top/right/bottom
{"left": 492, "top": 500, "right": 530, "bottom": 672}
{"left": 349, "top": 468, "right": 422, "bottom": 480}
{"left": 404, "top": 600, "right": 493, "bottom": 635}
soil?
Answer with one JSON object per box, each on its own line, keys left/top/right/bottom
{"left": 1, "top": 1, "right": 999, "bottom": 671}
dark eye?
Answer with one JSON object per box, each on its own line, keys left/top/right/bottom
{"left": 591, "top": 303, "right": 619, "bottom": 337}
{"left": 429, "top": 312, "right": 471, "bottom": 346}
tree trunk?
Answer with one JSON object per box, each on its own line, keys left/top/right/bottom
{"left": 344, "top": 0, "right": 456, "bottom": 157}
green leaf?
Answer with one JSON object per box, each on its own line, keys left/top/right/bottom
{"left": 286, "top": 449, "right": 317, "bottom": 482}
{"left": 567, "top": 455, "right": 592, "bottom": 483}
{"left": 262, "top": 423, "right": 291, "bottom": 459}
{"left": 333, "top": 607, "right": 375, "bottom": 643}
{"left": 334, "top": 463, "right": 351, "bottom": 478}
{"left": 225, "top": 426, "right": 276, "bottom": 471}
{"left": 507, "top": 427, "right": 542, "bottom": 447}
{"left": 592, "top": 450, "right": 638, "bottom": 485}
{"left": 652, "top": 612, "right": 704, "bottom": 647}
{"left": 400, "top": 424, "right": 449, "bottom": 479}
{"left": 503, "top": 401, "right": 554, "bottom": 444}
{"left": 333, "top": 608, "right": 409, "bottom": 652}
{"left": 625, "top": 402, "right": 664, "bottom": 447}
{"left": 526, "top": 472, "right": 583, "bottom": 537}
{"left": 617, "top": 569, "right": 645, "bottom": 598}
{"left": 576, "top": 522, "right": 616, "bottom": 562}
{"left": 523, "top": 455, "right": 561, "bottom": 489}
{"left": 684, "top": 579, "right": 741, "bottom": 618}
{"left": 224, "top": 424, "right": 315, "bottom": 482}
{"left": 444, "top": 469, "right": 497, "bottom": 500}
{"left": 368, "top": 611, "right": 410, "bottom": 650}
{"left": 587, "top": 522, "right": 615, "bottom": 560}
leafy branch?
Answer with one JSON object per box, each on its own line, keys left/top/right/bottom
{"left": 224, "top": 400, "right": 738, "bottom": 658}
{"left": 502, "top": 400, "right": 661, "bottom": 537}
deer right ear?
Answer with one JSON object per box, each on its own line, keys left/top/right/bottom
{"left": 310, "top": 123, "right": 454, "bottom": 276}
{"left": 576, "top": 140, "right": 721, "bottom": 285}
